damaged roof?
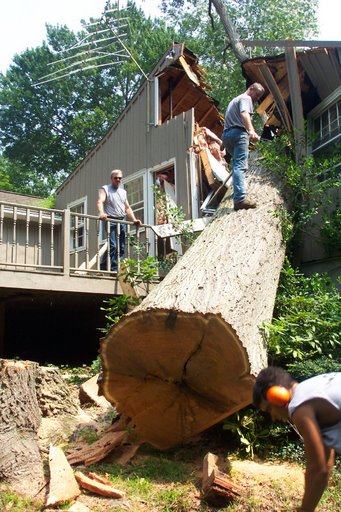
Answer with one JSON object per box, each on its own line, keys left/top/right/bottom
{"left": 242, "top": 45, "right": 341, "bottom": 129}
{"left": 154, "top": 43, "right": 223, "bottom": 134}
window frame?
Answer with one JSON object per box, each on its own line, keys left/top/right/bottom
{"left": 307, "top": 86, "right": 341, "bottom": 154}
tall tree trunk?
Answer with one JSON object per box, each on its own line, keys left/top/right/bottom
{"left": 210, "top": 0, "right": 248, "bottom": 63}
{"left": 100, "top": 155, "right": 286, "bottom": 449}
{"left": 0, "top": 360, "right": 45, "bottom": 496}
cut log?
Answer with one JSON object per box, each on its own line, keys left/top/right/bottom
{"left": 74, "top": 471, "right": 125, "bottom": 499}
{"left": 46, "top": 445, "right": 81, "bottom": 507}
{"left": 67, "top": 430, "right": 127, "bottom": 466}
{"left": 100, "top": 155, "right": 285, "bottom": 449}
{"left": 201, "top": 452, "right": 241, "bottom": 506}
{"left": 0, "top": 359, "right": 45, "bottom": 497}
{"left": 79, "top": 374, "right": 112, "bottom": 409}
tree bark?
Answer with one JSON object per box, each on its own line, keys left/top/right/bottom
{"left": 0, "top": 359, "right": 45, "bottom": 496}
{"left": 100, "top": 155, "right": 286, "bottom": 449}
{"left": 210, "top": 0, "right": 249, "bottom": 63}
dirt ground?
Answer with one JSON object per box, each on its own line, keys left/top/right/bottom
{"left": 1, "top": 369, "right": 340, "bottom": 512}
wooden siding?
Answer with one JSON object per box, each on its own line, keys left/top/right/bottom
{"left": 56, "top": 82, "right": 194, "bottom": 220}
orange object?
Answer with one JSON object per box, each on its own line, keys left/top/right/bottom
{"left": 266, "top": 385, "right": 291, "bottom": 407}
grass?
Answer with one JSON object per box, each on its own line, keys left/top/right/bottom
{"left": 1, "top": 440, "right": 340, "bottom": 511}
{"left": 0, "top": 491, "right": 40, "bottom": 512}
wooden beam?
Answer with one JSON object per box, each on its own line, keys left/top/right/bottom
{"left": 240, "top": 40, "right": 341, "bottom": 48}
{"left": 285, "top": 47, "right": 306, "bottom": 163}
{"left": 197, "top": 105, "right": 215, "bottom": 125}
{"left": 258, "top": 63, "right": 292, "bottom": 131}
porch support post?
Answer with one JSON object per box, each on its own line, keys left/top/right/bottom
{"left": 285, "top": 47, "right": 306, "bottom": 163}
{"left": 63, "top": 209, "right": 70, "bottom": 276}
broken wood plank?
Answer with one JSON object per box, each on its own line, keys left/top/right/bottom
{"left": 179, "top": 55, "right": 200, "bottom": 86}
{"left": 75, "top": 471, "right": 125, "bottom": 499}
{"left": 115, "top": 444, "right": 141, "bottom": 465}
{"left": 202, "top": 452, "right": 219, "bottom": 490}
{"left": 67, "top": 430, "right": 127, "bottom": 466}
{"left": 46, "top": 445, "right": 80, "bottom": 508}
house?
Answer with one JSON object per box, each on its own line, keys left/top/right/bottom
{"left": 240, "top": 42, "right": 341, "bottom": 281}
{"left": 0, "top": 43, "right": 225, "bottom": 363}
{"left": 0, "top": 42, "right": 339, "bottom": 362}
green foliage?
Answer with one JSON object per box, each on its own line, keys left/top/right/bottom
{"left": 0, "top": 3, "right": 176, "bottom": 194}
{"left": 262, "top": 259, "right": 341, "bottom": 365}
{"left": 77, "top": 426, "right": 100, "bottom": 445}
{"left": 260, "top": 136, "right": 341, "bottom": 252}
{"left": 0, "top": 491, "right": 38, "bottom": 511}
{"left": 272, "top": 206, "right": 294, "bottom": 243}
{"left": 122, "top": 256, "right": 159, "bottom": 284}
{"left": 320, "top": 206, "right": 341, "bottom": 256}
{"left": 99, "top": 294, "right": 140, "bottom": 335}
{"left": 287, "top": 356, "right": 341, "bottom": 382}
{"left": 161, "top": 0, "right": 318, "bottom": 108}
{"left": 223, "top": 406, "right": 301, "bottom": 460}
{"left": 153, "top": 185, "right": 197, "bottom": 251}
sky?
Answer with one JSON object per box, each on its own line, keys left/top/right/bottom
{"left": 0, "top": 0, "right": 340, "bottom": 74}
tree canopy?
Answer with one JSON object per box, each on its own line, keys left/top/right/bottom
{"left": 0, "top": 0, "right": 319, "bottom": 196}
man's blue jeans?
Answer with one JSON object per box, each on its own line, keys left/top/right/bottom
{"left": 101, "top": 222, "right": 126, "bottom": 271}
{"left": 223, "top": 127, "right": 249, "bottom": 203}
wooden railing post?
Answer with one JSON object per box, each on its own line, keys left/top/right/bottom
{"left": 63, "top": 209, "right": 70, "bottom": 276}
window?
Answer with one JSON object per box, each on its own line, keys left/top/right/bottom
{"left": 124, "top": 175, "right": 145, "bottom": 223}
{"left": 308, "top": 87, "right": 341, "bottom": 155}
{"left": 68, "top": 197, "right": 87, "bottom": 251}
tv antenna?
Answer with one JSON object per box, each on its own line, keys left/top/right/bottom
{"left": 35, "top": 0, "right": 147, "bottom": 86}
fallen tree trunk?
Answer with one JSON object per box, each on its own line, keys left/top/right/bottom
{"left": 100, "top": 156, "right": 285, "bottom": 449}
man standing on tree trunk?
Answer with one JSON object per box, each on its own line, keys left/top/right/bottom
{"left": 223, "top": 82, "right": 264, "bottom": 210}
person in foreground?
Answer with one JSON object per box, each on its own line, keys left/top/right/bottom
{"left": 253, "top": 367, "right": 341, "bottom": 512}
{"left": 223, "top": 82, "right": 265, "bottom": 211}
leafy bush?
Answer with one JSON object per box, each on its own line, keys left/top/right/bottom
{"left": 223, "top": 406, "right": 303, "bottom": 460}
{"left": 262, "top": 259, "right": 341, "bottom": 365}
{"left": 99, "top": 294, "right": 140, "bottom": 335}
{"left": 287, "top": 356, "right": 341, "bottom": 382}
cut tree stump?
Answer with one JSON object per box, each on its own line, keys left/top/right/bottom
{"left": 37, "top": 366, "right": 79, "bottom": 417}
{"left": 100, "top": 155, "right": 286, "bottom": 449}
{"left": 0, "top": 359, "right": 45, "bottom": 497}
{"left": 46, "top": 445, "right": 81, "bottom": 507}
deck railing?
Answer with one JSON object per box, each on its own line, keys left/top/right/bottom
{"left": 0, "top": 201, "right": 160, "bottom": 277}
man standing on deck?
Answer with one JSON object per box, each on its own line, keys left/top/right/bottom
{"left": 222, "top": 82, "right": 265, "bottom": 211}
{"left": 97, "top": 169, "right": 141, "bottom": 271}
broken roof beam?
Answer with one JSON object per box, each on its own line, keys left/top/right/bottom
{"left": 285, "top": 47, "right": 306, "bottom": 163}
{"left": 241, "top": 40, "right": 341, "bottom": 48}
{"left": 257, "top": 63, "right": 292, "bottom": 131}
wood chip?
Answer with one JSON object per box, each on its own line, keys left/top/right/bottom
{"left": 79, "top": 374, "right": 112, "bottom": 409}
{"left": 46, "top": 445, "right": 80, "bottom": 507}
{"left": 75, "top": 471, "right": 125, "bottom": 499}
